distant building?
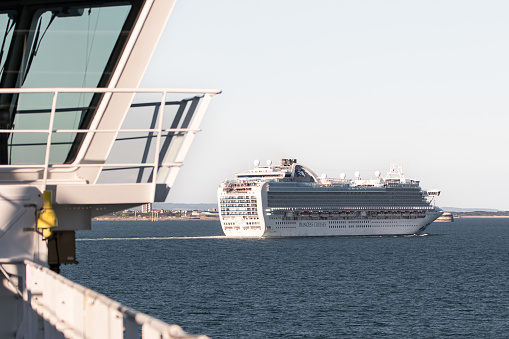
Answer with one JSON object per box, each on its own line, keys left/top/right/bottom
{"left": 141, "top": 203, "right": 152, "bottom": 213}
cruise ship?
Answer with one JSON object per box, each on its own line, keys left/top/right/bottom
{"left": 218, "top": 159, "right": 442, "bottom": 237}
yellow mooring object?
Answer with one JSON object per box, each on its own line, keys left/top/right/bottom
{"left": 37, "top": 190, "right": 58, "bottom": 238}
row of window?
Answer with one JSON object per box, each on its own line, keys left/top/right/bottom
{"left": 324, "top": 224, "right": 417, "bottom": 229}
{"left": 220, "top": 195, "right": 255, "bottom": 200}
{"left": 268, "top": 191, "right": 422, "bottom": 197}
{"left": 223, "top": 226, "right": 261, "bottom": 230}
{"left": 269, "top": 206, "right": 431, "bottom": 211}
{"left": 268, "top": 203, "right": 428, "bottom": 208}
{"left": 290, "top": 216, "right": 424, "bottom": 221}
{"left": 220, "top": 203, "right": 257, "bottom": 208}
{"left": 221, "top": 211, "right": 258, "bottom": 216}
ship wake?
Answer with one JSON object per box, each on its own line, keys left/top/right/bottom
{"left": 78, "top": 236, "right": 227, "bottom": 241}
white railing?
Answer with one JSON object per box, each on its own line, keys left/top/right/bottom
{"left": 0, "top": 88, "right": 220, "bottom": 193}
{"left": 19, "top": 260, "right": 209, "bottom": 339}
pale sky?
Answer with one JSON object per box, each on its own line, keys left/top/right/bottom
{"left": 141, "top": 0, "right": 509, "bottom": 210}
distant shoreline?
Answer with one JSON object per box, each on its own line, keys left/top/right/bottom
{"left": 93, "top": 216, "right": 219, "bottom": 221}
{"left": 455, "top": 215, "right": 509, "bottom": 219}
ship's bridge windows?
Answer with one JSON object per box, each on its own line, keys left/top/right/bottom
{"left": 0, "top": 2, "right": 141, "bottom": 165}
{"left": 0, "top": 12, "right": 15, "bottom": 80}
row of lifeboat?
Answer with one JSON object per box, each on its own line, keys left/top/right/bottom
{"left": 296, "top": 210, "right": 427, "bottom": 217}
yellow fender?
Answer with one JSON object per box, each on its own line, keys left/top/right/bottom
{"left": 37, "top": 190, "right": 58, "bottom": 238}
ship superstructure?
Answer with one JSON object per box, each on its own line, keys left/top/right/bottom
{"left": 0, "top": 1, "right": 218, "bottom": 338}
{"left": 218, "top": 159, "right": 442, "bottom": 237}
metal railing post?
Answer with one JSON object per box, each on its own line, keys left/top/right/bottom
{"left": 42, "top": 91, "right": 59, "bottom": 189}
{"left": 152, "top": 91, "right": 167, "bottom": 194}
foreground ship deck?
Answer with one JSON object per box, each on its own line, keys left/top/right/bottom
{"left": 218, "top": 159, "right": 442, "bottom": 237}
{"left": 0, "top": 1, "right": 218, "bottom": 338}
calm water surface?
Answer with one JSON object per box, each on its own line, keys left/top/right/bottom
{"left": 61, "top": 218, "right": 509, "bottom": 338}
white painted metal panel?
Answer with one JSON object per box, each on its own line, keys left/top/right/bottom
{"left": 22, "top": 261, "right": 209, "bottom": 338}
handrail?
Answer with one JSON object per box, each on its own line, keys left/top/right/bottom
{"left": 21, "top": 260, "right": 209, "bottom": 339}
{"left": 0, "top": 87, "right": 221, "bottom": 94}
{"left": 0, "top": 88, "right": 219, "bottom": 191}
{"left": 0, "top": 128, "right": 201, "bottom": 133}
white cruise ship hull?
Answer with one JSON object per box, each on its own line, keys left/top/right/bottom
{"left": 221, "top": 211, "right": 442, "bottom": 238}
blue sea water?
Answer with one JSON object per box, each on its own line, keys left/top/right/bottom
{"left": 61, "top": 218, "right": 509, "bottom": 338}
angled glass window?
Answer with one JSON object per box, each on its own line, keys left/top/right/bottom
{"left": 0, "top": 12, "right": 15, "bottom": 80}
{"left": 0, "top": 2, "right": 139, "bottom": 165}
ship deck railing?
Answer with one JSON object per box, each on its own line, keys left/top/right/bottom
{"left": 0, "top": 87, "right": 220, "bottom": 204}
{"left": 0, "top": 259, "right": 208, "bottom": 339}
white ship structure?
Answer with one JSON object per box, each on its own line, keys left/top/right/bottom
{"left": 218, "top": 159, "right": 442, "bottom": 237}
{"left": 0, "top": 0, "right": 218, "bottom": 338}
